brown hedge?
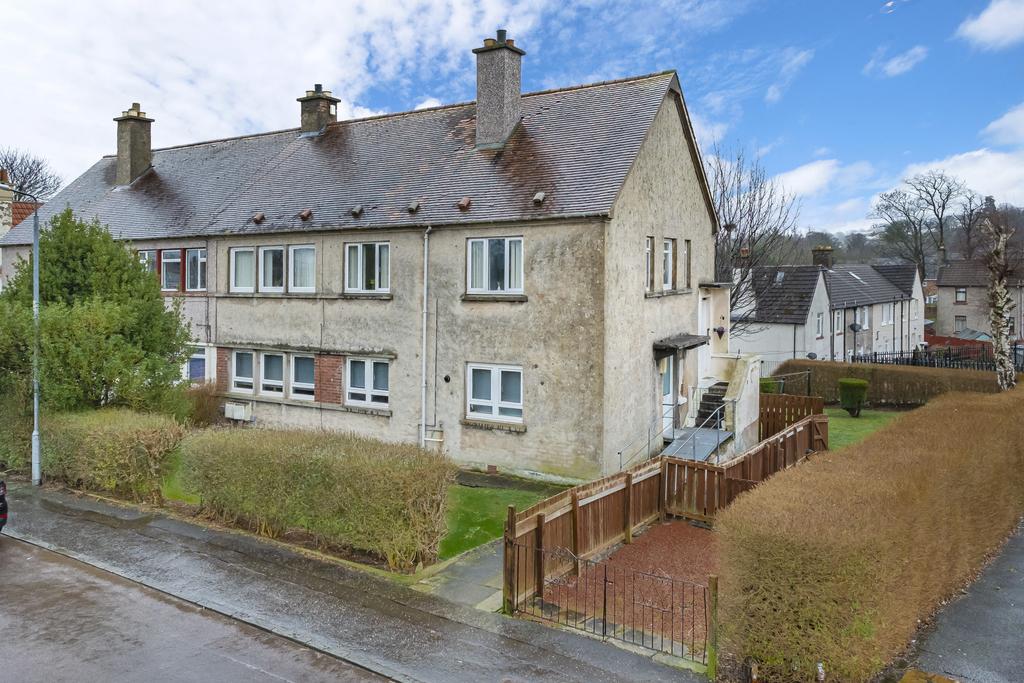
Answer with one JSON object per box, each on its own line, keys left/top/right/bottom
{"left": 715, "top": 389, "right": 1024, "bottom": 681}
{"left": 181, "top": 428, "right": 457, "bottom": 571}
{"left": 775, "top": 359, "right": 1000, "bottom": 405}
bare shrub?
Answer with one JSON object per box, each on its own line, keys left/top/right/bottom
{"left": 181, "top": 428, "right": 457, "bottom": 571}
{"left": 716, "top": 389, "right": 1024, "bottom": 680}
{"left": 43, "top": 409, "right": 185, "bottom": 503}
{"left": 184, "top": 382, "right": 223, "bottom": 426}
{"left": 776, "top": 359, "right": 999, "bottom": 405}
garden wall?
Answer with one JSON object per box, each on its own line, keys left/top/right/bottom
{"left": 775, "top": 359, "right": 999, "bottom": 406}
{"left": 715, "top": 389, "right": 1024, "bottom": 681}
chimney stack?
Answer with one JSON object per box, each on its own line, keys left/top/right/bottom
{"left": 114, "top": 103, "right": 154, "bottom": 186}
{"left": 811, "top": 245, "right": 834, "bottom": 268}
{"left": 0, "top": 169, "right": 13, "bottom": 237}
{"left": 472, "top": 29, "right": 525, "bottom": 150}
{"left": 297, "top": 84, "right": 340, "bottom": 135}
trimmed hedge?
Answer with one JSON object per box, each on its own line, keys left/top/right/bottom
{"left": 838, "top": 378, "right": 868, "bottom": 417}
{"left": 776, "top": 359, "right": 1000, "bottom": 406}
{"left": 716, "top": 389, "right": 1024, "bottom": 681}
{"left": 43, "top": 409, "right": 185, "bottom": 503}
{"left": 759, "top": 378, "right": 779, "bottom": 394}
{"left": 181, "top": 428, "right": 457, "bottom": 571}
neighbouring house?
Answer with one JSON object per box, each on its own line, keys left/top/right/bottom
{"left": 732, "top": 246, "right": 925, "bottom": 362}
{"left": 0, "top": 31, "right": 758, "bottom": 479}
{"left": 935, "top": 259, "right": 1024, "bottom": 340}
{"left": 0, "top": 172, "right": 41, "bottom": 291}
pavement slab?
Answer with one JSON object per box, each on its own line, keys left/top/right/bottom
{"left": 3, "top": 483, "right": 696, "bottom": 683}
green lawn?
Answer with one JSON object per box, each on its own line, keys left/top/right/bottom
{"left": 161, "top": 450, "right": 200, "bottom": 505}
{"left": 825, "top": 407, "right": 904, "bottom": 451}
{"left": 439, "top": 484, "right": 546, "bottom": 560}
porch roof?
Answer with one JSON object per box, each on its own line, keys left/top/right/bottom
{"left": 654, "top": 333, "right": 708, "bottom": 353}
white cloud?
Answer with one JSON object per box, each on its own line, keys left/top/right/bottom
{"left": 764, "top": 48, "right": 813, "bottom": 104}
{"left": 813, "top": 147, "right": 832, "bottom": 157}
{"left": 414, "top": 97, "right": 444, "bottom": 110}
{"left": 982, "top": 102, "right": 1024, "bottom": 146}
{"left": 863, "top": 45, "right": 928, "bottom": 77}
{"left": 956, "top": 0, "right": 1024, "bottom": 50}
{"left": 902, "top": 148, "right": 1024, "bottom": 205}
{"left": 0, "top": 0, "right": 549, "bottom": 183}
{"left": 776, "top": 159, "right": 840, "bottom": 197}
{"left": 690, "top": 112, "right": 729, "bottom": 150}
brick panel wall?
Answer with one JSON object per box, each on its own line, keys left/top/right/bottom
{"left": 216, "top": 347, "right": 230, "bottom": 392}
{"left": 315, "top": 354, "right": 343, "bottom": 404}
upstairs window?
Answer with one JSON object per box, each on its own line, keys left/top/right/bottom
{"left": 232, "top": 350, "right": 254, "bottom": 392}
{"left": 186, "top": 248, "right": 207, "bottom": 292}
{"left": 139, "top": 250, "right": 158, "bottom": 274}
{"left": 954, "top": 315, "right": 967, "bottom": 333}
{"left": 467, "top": 363, "right": 523, "bottom": 423}
{"left": 955, "top": 287, "right": 967, "bottom": 303}
{"left": 834, "top": 310, "right": 843, "bottom": 335}
{"left": 160, "top": 250, "right": 182, "bottom": 291}
{"left": 644, "top": 236, "right": 655, "bottom": 292}
{"left": 260, "top": 246, "right": 285, "bottom": 293}
{"left": 662, "top": 239, "right": 676, "bottom": 291}
{"left": 683, "top": 239, "right": 692, "bottom": 289}
{"left": 815, "top": 312, "right": 824, "bottom": 337}
{"left": 468, "top": 237, "right": 523, "bottom": 294}
{"left": 289, "top": 245, "right": 316, "bottom": 293}
{"left": 230, "top": 248, "right": 256, "bottom": 293}
{"left": 881, "top": 302, "right": 893, "bottom": 326}
{"left": 346, "top": 242, "right": 390, "bottom": 293}
{"left": 347, "top": 357, "right": 389, "bottom": 407}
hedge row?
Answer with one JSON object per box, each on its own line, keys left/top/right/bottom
{"left": 715, "top": 389, "right": 1024, "bottom": 681}
{"left": 775, "top": 359, "right": 1000, "bottom": 405}
{"left": 181, "top": 428, "right": 457, "bottom": 571}
{"left": 43, "top": 409, "right": 184, "bottom": 502}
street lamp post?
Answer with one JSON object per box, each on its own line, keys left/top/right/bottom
{"left": 1, "top": 178, "right": 42, "bottom": 486}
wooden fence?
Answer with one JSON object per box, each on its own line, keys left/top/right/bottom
{"left": 503, "top": 413, "right": 829, "bottom": 612}
{"left": 759, "top": 393, "right": 824, "bottom": 441}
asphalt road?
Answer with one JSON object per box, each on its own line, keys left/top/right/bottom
{"left": 0, "top": 536, "right": 387, "bottom": 683}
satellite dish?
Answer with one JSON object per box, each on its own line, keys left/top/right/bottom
{"left": 849, "top": 322, "right": 862, "bottom": 333}
{"left": 806, "top": 352, "right": 818, "bottom": 360}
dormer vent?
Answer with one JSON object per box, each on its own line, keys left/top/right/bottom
{"left": 252, "top": 212, "right": 265, "bottom": 224}
{"left": 408, "top": 200, "right": 421, "bottom": 214}
{"left": 457, "top": 196, "right": 472, "bottom": 211}
{"left": 532, "top": 191, "right": 546, "bottom": 205}
{"left": 351, "top": 204, "right": 363, "bottom": 218}
{"left": 298, "top": 208, "right": 312, "bottom": 221}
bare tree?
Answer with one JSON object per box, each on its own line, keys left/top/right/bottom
{"left": 871, "top": 189, "right": 931, "bottom": 280}
{"left": 706, "top": 144, "right": 801, "bottom": 335}
{"left": 906, "top": 170, "right": 965, "bottom": 250}
{"left": 0, "top": 147, "right": 63, "bottom": 199}
{"left": 980, "top": 196, "right": 1017, "bottom": 390}
{"left": 953, "top": 192, "right": 985, "bottom": 259}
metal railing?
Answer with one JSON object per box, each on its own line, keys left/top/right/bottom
{"left": 617, "top": 405, "right": 676, "bottom": 470}
{"left": 852, "top": 345, "right": 1024, "bottom": 372}
{"left": 669, "top": 402, "right": 728, "bottom": 465}
{"left": 509, "top": 542, "right": 710, "bottom": 664}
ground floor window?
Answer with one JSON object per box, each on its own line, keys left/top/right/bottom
{"left": 291, "top": 356, "right": 315, "bottom": 399}
{"left": 347, "top": 357, "right": 389, "bottom": 406}
{"left": 467, "top": 363, "right": 523, "bottom": 422}
{"left": 260, "top": 352, "right": 285, "bottom": 395}
{"left": 185, "top": 347, "right": 207, "bottom": 383}
{"left": 232, "top": 351, "right": 254, "bottom": 391}
{"left": 954, "top": 315, "right": 967, "bottom": 333}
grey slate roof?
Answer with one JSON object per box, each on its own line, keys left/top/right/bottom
{"left": 1, "top": 72, "right": 682, "bottom": 246}
{"left": 825, "top": 264, "right": 909, "bottom": 308}
{"left": 872, "top": 263, "right": 918, "bottom": 296}
{"left": 936, "top": 260, "right": 1016, "bottom": 288}
{"left": 747, "top": 266, "right": 823, "bottom": 324}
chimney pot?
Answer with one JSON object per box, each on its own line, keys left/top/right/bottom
{"left": 472, "top": 30, "right": 526, "bottom": 150}
{"left": 113, "top": 102, "right": 154, "bottom": 185}
{"left": 297, "top": 84, "right": 340, "bottom": 135}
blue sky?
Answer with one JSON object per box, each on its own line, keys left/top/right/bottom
{"left": 3, "top": 0, "right": 1023, "bottom": 232}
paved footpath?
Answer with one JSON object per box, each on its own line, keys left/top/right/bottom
{"left": 3, "top": 483, "right": 694, "bottom": 683}
{"left": 914, "top": 522, "right": 1024, "bottom": 683}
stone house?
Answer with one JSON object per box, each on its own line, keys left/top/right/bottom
{"left": 732, "top": 247, "right": 925, "bottom": 362}
{"left": 935, "top": 260, "right": 1024, "bottom": 340}
{"left": 0, "top": 32, "right": 748, "bottom": 479}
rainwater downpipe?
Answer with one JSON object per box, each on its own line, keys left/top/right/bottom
{"left": 419, "top": 225, "right": 433, "bottom": 448}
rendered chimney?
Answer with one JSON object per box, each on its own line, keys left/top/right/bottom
{"left": 811, "top": 245, "right": 834, "bottom": 268}
{"left": 0, "top": 169, "right": 13, "bottom": 237}
{"left": 472, "top": 29, "right": 525, "bottom": 150}
{"left": 114, "top": 103, "right": 154, "bottom": 186}
{"left": 297, "top": 84, "right": 340, "bottom": 135}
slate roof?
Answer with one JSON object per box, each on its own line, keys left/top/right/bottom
{"left": 936, "top": 260, "right": 1018, "bottom": 288}
{"left": 11, "top": 202, "right": 39, "bottom": 227}
{"left": 872, "top": 263, "right": 918, "bottom": 296}
{"left": 747, "top": 266, "right": 823, "bottom": 324}
{"left": 825, "top": 264, "right": 910, "bottom": 309}
{"left": 1, "top": 72, "right": 687, "bottom": 246}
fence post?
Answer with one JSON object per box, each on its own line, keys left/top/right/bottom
{"left": 502, "top": 505, "right": 516, "bottom": 615}
{"left": 707, "top": 574, "right": 719, "bottom": 681}
{"left": 571, "top": 491, "right": 582, "bottom": 575}
{"left": 535, "top": 512, "right": 546, "bottom": 602}
{"left": 624, "top": 472, "right": 634, "bottom": 544}
{"left": 602, "top": 563, "right": 609, "bottom": 638}
{"left": 659, "top": 458, "right": 669, "bottom": 521}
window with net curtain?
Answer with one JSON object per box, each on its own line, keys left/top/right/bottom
{"left": 231, "top": 248, "right": 256, "bottom": 292}
{"left": 346, "top": 242, "right": 390, "bottom": 292}
{"left": 290, "top": 245, "right": 316, "bottom": 292}
{"left": 467, "top": 237, "right": 523, "bottom": 294}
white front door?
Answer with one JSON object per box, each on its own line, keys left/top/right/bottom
{"left": 660, "top": 355, "right": 675, "bottom": 435}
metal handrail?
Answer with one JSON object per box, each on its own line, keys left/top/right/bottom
{"left": 670, "top": 403, "right": 728, "bottom": 465}
{"left": 617, "top": 405, "right": 676, "bottom": 470}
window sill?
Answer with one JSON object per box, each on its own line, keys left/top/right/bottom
{"left": 645, "top": 288, "right": 692, "bottom": 299}
{"left": 217, "top": 292, "right": 325, "bottom": 300}
{"left": 161, "top": 290, "right": 208, "bottom": 297}
{"left": 339, "top": 292, "right": 393, "bottom": 300}
{"left": 222, "top": 392, "right": 392, "bottom": 417}
{"left": 461, "top": 418, "right": 527, "bottom": 433}
{"left": 461, "top": 293, "right": 528, "bottom": 303}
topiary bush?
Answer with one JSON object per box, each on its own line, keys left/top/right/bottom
{"left": 759, "top": 378, "right": 779, "bottom": 394}
{"left": 181, "top": 428, "right": 457, "bottom": 571}
{"left": 716, "top": 389, "right": 1024, "bottom": 681}
{"left": 838, "top": 378, "right": 869, "bottom": 417}
{"left": 43, "top": 409, "right": 185, "bottom": 503}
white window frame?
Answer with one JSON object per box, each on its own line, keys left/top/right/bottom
{"left": 185, "top": 248, "right": 207, "bottom": 292}
{"left": 182, "top": 345, "right": 209, "bottom": 384}
{"left": 231, "top": 350, "right": 255, "bottom": 393}
{"left": 815, "top": 312, "right": 824, "bottom": 337}
{"left": 644, "top": 236, "right": 655, "bottom": 292}
{"left": 288, "top": 244, "right": 316, "bottom": 294}
{"left": 881, "top": 303, "right": 893, "bottom": 326}
{"left": 160, "top": 249, "right": 182, "bottom": 292}
{"left": 955, "top": 287, "right": 967, "bottom": 303}
{"left": 260, "top": 352, "right": 285, "bottom": 396}
{"left": 290, "top": 355, "right": 316, "bottom": 400}
{"left": 466, "top": 237, "right": 524, "bottom": 295}
{"left": 139, "top": 249, "right": 158, "bottom": 274}
{"left": 954, "top": 315, "right": 967, "bottom": 333}
{"left": 834, "top": 310, "right": 843, "bottom": 335}
{"left": 466, "top": 363, "right": 524, "bottom": 424}
{"left": 346, "top": 357, "right": 390, "bottom": 407}
{"left": 259, "top": 246, "right": 285, "bottom": 293}
{"left": 662, "top": 238, "right": 676, "bottom": 291}
{"left": 345, "top": 241, "right": 391, "bottom": 293}
{"left": 230, "top": 247, "right": 256, "bottom": 293}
